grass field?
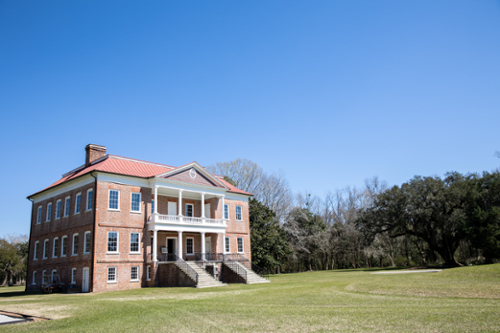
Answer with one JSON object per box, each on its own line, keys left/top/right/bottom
{"left": 1, "top": 264, "right": 500, "bottom": 332}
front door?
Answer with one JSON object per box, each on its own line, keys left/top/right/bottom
{"left": 167, "top": 238, "right": 176, "bottom": 261}
{"left": 82, "top": 267, "right": 89, "bottom": 293}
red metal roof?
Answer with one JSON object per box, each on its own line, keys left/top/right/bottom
{"left": 30, "top": 155, "right": 252, "bottom": 197}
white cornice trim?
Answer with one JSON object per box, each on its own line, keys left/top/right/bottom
{"left": 31, "top": 175, "right": 95, "bottom": 203}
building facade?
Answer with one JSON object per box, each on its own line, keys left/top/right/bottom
{"left": 26, "top": 144, "right": 262, "bottom": 293}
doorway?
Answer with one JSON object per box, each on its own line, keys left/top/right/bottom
{"left": 167, "top": 238, "right": 177, "bottom": 261}
{"left": 205, "top": 237, "right": 211, "bottom": 254}
{"left": 82, "top": 267, "right": 89, "bottom": 293}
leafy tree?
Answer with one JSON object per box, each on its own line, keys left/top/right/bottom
{"left": 357, "top": 173, "right": 468, "bottom": 266}
{"left": 249, "top": 199, "right": 291, "bottom": 273}
{"left": 0, "top": 237, "right": 26, "bottom": 285}
{"left": 463, "top": 172, "right": 500, "bottom": 263}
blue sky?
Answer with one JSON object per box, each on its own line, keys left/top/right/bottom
{"left": 1, "top": 1, "right": 499, "bottom": 236}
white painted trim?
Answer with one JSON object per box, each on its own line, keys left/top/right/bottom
{"left": 46, "top": 202, "right": 52, "bottom": 222}
{"left": 185, "top": 203, "right": 194, "bottom": 217}
{"left": 107, "top": 231, "right": 119, "bottom": 253}
{"left": 64, "top": 196, "right": 71, "bottom": 217}
{"left": 52, "top": 237, "right": 59, "bottom": 258}
{"left": 98, "top": 173, "right": 150, "bottom": 188}
{"left": 31, "top": 175, "right": 94, "bottom": 203}
{"left": 130, "top": 232, "right": 141, "bottom": 253}
{"left": 225, "top": 193, "right": 250, "bottom": 201}
{"left": 86, "top": 188, "right": 93, "bottom": 211}
{"left": 107, "top": 267, "right": 117, "bottom": 283}
{"left": 152, "top": 178, "right": 228, "bottom": 195}
{"left": 84, "top": 231, "right": 91, "bottom": 254}
{"left": 72, "top": 233, "right": 79, "bottom": 256}
{"left": 55, "top": 199, "right": 62, "bottom": 219}
{"left": 130, "top": 192, "right": 141, "bottom": 213}
{"left": 130, "top": 266, "right": 139, "bottom": 281}
{"left": 236, "top": 205, "right": 243, "bottom": 221}
{"left": 75, "top": 192, "right": 82, "bottom": 214}
{"left": 108, "top": 189, "right": 120, "bottom": 211}
{"left": 155, "top": 162, "right": 227, "bottom": 189}
{"left": 61, "top": 236, "right": 67, "bottom": 257}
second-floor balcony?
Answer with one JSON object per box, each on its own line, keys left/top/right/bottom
{"left": 149, "top": 213, "right": 225, "bottom": 226}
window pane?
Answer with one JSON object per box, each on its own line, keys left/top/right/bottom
{"left": 131, "top": 266, "right": 138, "bottom": 280}
{"left": 108, "top": 267, "right": 116, "bottom": 281}
{"left": 73, "top": 235, "right": 79, "bottom": 255}
{"left": 131, "top": 193, "right": 140, "bottom": 212}
{"left": 224, "top": 204, "right": 228, "bottom": 219}
{"left": 186, "top": 204, "right": 193, "bottom": 217}
{"left": 87, "top": 190, "right": 93, "bottom": 210}
{"left": 236, "top": 206, "right": 242, "bottom": 220}
{"left": 237, "top": 238, "right": 243, "bottom": 252}
{"left": 65, "top": 198, "right": 70, "bottom": 216}
{"left": 130, "top": 233, "right": 139, "bottom": 252}
{"left": 85, "top": 233, "right": 91, "bottom": 253}
{"left": 47, "top": 203, "right": 52, "bottom": 221}
{"left": 56, "top": 201, "right": 61, "bottom": 219}
{"left": 76, "top": 194, "right": 81, "bottom": 213}
{"left": 108, "top": 232, "right": 118, "bottom": 252}
{"left": 62, "top": 237, "right": 67, "bottom": 256}
{"left": 225, "top": 237, "right": 230, "bottom": 253}
{"left": 186, "top": 238, "right": 193, "bottom": 254}
{"left": 109, "top": 190, "right": 119, "bottom": 209}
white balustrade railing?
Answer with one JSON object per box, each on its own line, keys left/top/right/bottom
{"left": 150, "top": 214, "right": 225, "bottom": 225}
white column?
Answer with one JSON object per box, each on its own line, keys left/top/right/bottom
{"left": 221, "top": 195, "right": 225, "bottom": 220}
{"left": 178, "top": 190, "right": 183, "bottom": 216}
{"left": 153, "top": 230, "right": 158, "bottom": 262}
{"left": 154, "top": 186, "right": 158, "bottom": 214}
{"left": 178, "top": 231, "right": 183, "bottom": 260}
{"left": 201, "top": 232, "right": 206, "bottom": 261}
{"left": 201, "top": 193, "right": 205, "bottom": 221}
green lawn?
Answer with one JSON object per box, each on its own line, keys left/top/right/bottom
{"left": 1, "top": 265, "right": 500, "bottom": 332}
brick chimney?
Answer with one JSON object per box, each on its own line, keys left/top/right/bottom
{"left": 85, "top": 144, "right": 107, "bottom": 167}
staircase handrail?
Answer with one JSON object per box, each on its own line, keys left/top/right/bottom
{"left": 173, "top": 254, "right": 199, "bottom": 284}
{"left": 251, "top": 263, "right": 270, "bottom": 280}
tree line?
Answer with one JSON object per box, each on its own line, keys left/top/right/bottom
{"left": 209, "top": 159, "right": 500, "bottom": 273}
{"left": 0, "top": 235, "right": 28, "bottom": 286}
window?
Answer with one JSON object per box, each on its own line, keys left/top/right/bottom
{"left": 56, "top": 200, "right": 61, "bottom": 219}
{"left": 52, "top": 238, "right": 59, "bottom": 258}
{"left": 236, "top": 205, "right": 242, "bottom": 221}
{"left": 225, "top": 236, "right": 230, "bottom": 253}
{"left": 34, "top": 241, "right": 39, "bottom": 260}
{"left": 42, "top": 270, "right": 46, "bottom": 285}
{"left": 72, "top": 234, "right": 79, "bottom": 255}
{"left": 32, "top": 271, "right": 36, "bottom": 285}
{"left": 130, "top": 233, "right": 140, "bottom": 253}
{"left": 224, "top": 204, "right": 229, "bottom": 219}
{"left": 61, "top": 236, "right": 67, "bottom": 257}
{"left": 186, "top": 238, "right": 194, "bottom": 255}
{"left": 71, "top": 268, "right": 77, "bottom": 284}
{"left": 151, "top": 200, "right": 155, "bottom": 214}
{"left": 51, "top": 270, "right": 57, "bottom": 283}
{"left": 131, "top": 266, "right": 139, "bottom": 281}
{"left": 185, "top": 204, "right": 193, "bottom": 217}
{"left": 64, "top": 197, "right": 70, "bottom": 217}
{"left": 75, "top": 193, "right": 81, "bottom": 214}
{"left": 37, "top": 206, "right": 42, "bottom": 224}
{"left": 108, "top": 232, "right": 118, "bottom": 253}
{"left": 131, "top": 192, "right": 141, "bottom": 212}
{"left": 108, "top": 267, "right": 117, "bottom": 282}
{"left": 86, "top": 189, "right": 93, "bottom": 211}
{"left": 43, "top": 239, "right": 49, "bottom": 259}
{"left": 109, "top": 190, "right": 120, "bottom": 210}
{"left": 237, "top": 237, "right": 244, "bottom": 253}
{"left": 84, "top": 231, "right": 91, "bottom": 254}
{"left": 46, "top": 203, "right": 52, "bottom": 221}
{"left": 147, "top": 266, "right": 151, "bottom": 281}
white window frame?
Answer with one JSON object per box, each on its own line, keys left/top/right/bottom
{"left": 130, "top": 232, "right": 140, "bottom": 253}
{"left": 32, "top": 271, "right": 36, "bottom": 285}
{"left": 34, "top": 241, "right": 39, "bottom": 260}
{"left": 185, "top": 203, "right": 194, "bottom": 217}
{"left": 75, "top": 192, "right": 81, "bottom": 214}
{"left": 84, "top": 231, "right": 91, "bottom": 254}
{"left": 52, "top": 237, "right": 59, "bottom": 258}
{"left": 61, "top": 236, "right": 67, "bottom": 257}
{"left": 147, "top": 266, "right": 151, "bottom": 281}
{"left": 37, "top": 206, "right": 42, "bottom": 224}
{"left": 107, "top": 231, "right": 119, "bottom": 253}
{"left": 43, "top": 239, "right": 49, "bottom": 259}
{"left": 51, "top": 270, "right": 57, "bottom": 283}
{"left": 42, "top": 270, "right": 46, "bottom": 285}
{"left": 55, "top": 199, "right": 61, "bottom": 219}
{"left": 130, "top": 266, "right": 139, "bottom": 281}
{"left": 46, "top": 202, "right": 52, "bottom": 222}
{"left": 72, "top": 233, "right": 79, "bottom": 256}
{"left": 86, "top": 189, "right": 93, "bottom": 211}
{"left": 108, "top": 267, "right": 117, "bottom": 283}
{"left": 186, "top": 237, "right": 194, "bottom": 255}
{"left": 108, "top": 189, "right": 120, "bottom": 211}
{"left": 237, "top": 237, "right": 244, "bottom": 253}
{"left": 131, "top": 192, "right": 141, "bottom": 213}
{"left": 236, "top": 205, "right": 242, "bottom": 221}
{"left": 224, "top": 204, "right": 229, "bottom": 219}
{"left": 71, "top": 268, "right": 77, "bottom": 284}
{"left": 225, "top": 236, "right": 230, "bottom": 254}
{"left": 64, "top": 196, "right": 70, "bottom": 217}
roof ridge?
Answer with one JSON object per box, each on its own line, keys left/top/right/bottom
{"left": 107, "top": 155, "right": 175, "bottom": 169}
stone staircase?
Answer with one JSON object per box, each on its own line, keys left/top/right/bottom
{"left": 178, "top": 261, "right": 227, "bottom": 289}
{"left": 224, "top": 261, "right": 270, "bottom": 284}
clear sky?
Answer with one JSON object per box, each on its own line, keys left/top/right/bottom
{"left": 1, "top": 1, "right": 499, "bottom": 237}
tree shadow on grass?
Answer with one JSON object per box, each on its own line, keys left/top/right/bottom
{"left": 0, "top": 291, "right": 39, "bottom": 298}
